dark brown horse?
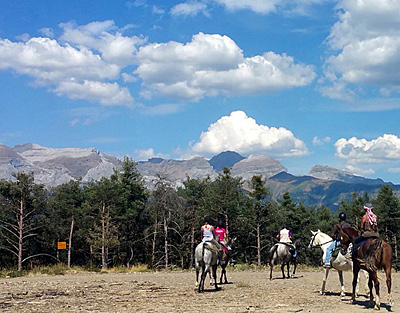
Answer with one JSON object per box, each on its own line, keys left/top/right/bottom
{"left": 217, "top": 237, "right": 236, "bottom": 284}
{"left": 338, "top": 225, "right": 393, "bottom": 310}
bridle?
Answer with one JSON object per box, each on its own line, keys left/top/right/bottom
{"left": 309, "top": 232, "right": 333, "bottom": 249}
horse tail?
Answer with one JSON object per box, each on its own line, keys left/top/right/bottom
{"left": 268, "top": 244, "right": 278, "bottom": 264}
{"left": 364, "top": 239, "right": 383, "bottom": 271}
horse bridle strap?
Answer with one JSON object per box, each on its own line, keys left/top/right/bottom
{"left": 310, "top": 232, "right": 334, "bottom": 249}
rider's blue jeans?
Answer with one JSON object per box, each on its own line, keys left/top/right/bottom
{"left": 325, "top": 240, "right": 339, "bottom": 264}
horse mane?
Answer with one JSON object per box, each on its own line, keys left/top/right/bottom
{"left": 315, "top": 230, "right": 331, "bottom": 242}
{"left": 293, "top": 238, "right": 301, "bottom": 250}
{"left": 337, "top": 224, "right": 359, "bottom": 245}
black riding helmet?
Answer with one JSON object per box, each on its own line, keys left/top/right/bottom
{"left": 339, "top": 212, "right": 346, "bottom": 221}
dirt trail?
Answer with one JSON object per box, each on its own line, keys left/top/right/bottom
{"left": 0, "top": 268, "right": 397, "bottom": 312}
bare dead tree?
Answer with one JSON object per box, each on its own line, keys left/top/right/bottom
{"left": 0, "top": 172, "right": 46, "bottom": 271}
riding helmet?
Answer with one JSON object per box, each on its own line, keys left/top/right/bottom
{"left": 338, "top": 212, "right": 346, "bottom": 221}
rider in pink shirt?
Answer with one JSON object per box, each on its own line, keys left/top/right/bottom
{"left": 215, "top": 220, "right": 227, "bottom": 244}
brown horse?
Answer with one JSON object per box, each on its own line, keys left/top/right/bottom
{"left": 338, "top": 225, "right": 393, "bottom": 310}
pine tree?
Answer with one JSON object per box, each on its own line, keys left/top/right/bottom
{"left": 374, "top": 185, "right": 400, "bottom": 266}
{"left": 248, "top": 175, "right": 271, "bottom": 266}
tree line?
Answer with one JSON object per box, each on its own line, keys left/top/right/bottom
{"left": 0, "top": 157, "right": 399, "bottom": 271}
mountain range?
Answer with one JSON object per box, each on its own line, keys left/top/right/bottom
{"left": 1, "top": 143, "right": 399, "bottom": 210}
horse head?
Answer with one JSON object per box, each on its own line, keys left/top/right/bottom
{"left": 308, "top": 229, "right": 321, "bottom": 249}
{"left": 293, "top": 238, "right": 301, "bottom": 251}
{"left": 337, "top": 225, "right": 359, "bottom": 247}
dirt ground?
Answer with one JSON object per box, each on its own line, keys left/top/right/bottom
{"left": 0, "top": 267, "right": 398, "bottom": 313}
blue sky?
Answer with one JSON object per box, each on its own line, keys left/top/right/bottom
{"left": 1, "top": 0, "right": 400, "bottom": 183}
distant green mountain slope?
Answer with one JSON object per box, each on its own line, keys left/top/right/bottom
{"left": 266, "top": 172, "right": 400, "bottom": 211}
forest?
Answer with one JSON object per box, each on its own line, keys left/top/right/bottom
{"left": 0, "top": 157, "right": 399, "bottom": 271}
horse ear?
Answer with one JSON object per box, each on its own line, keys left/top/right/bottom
{"left": 317, "top": 229, "right": 320, "bottom": 232}
{"left": 310, "top": 230, "right": 315, "bottom": 235}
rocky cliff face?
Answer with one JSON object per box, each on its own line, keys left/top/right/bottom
{"left": 137, "top": 156, "right": 217, "bottom": 188}
{"left": 309, "top": 165, "right": 387, "bottom": 186}
{"left": 231, "top": 154, "right": 287, "bottom": 181}
{"left": 1, "top": 143, "right": 398, "bottom": 211}
{"left": 0, "top": 144, "right": 289, "bottom": 189}
{"left": 0, "top": 143, "right": 121, "bottom": 187}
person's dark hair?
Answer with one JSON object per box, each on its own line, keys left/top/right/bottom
{"left": 204, "top": 216, "right": 212, "bottom": 224}
{"left": 339, "top": 212, "right": 346, "bottom": 221}
{"left": 282, "top": 224, "right": 287, "bottom": 229}
{"left": 217, "top": 219, "right": 224, "bottom": 228}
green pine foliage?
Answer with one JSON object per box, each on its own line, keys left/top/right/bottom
{"left": 0, "top": 166, "right": 399, "bottom": 270}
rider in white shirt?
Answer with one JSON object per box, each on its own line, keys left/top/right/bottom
{"left": 277, "top": 225, "right": 292, "bottom": 243}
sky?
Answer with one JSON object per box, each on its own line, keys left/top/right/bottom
{"left": 1, "top": 0, "right": 400, "bottom": 183}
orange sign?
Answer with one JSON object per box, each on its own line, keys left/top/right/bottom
{"left": 57, "top": 241, "right": 67, "bottom": 249}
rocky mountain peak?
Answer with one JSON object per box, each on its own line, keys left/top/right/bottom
{"left": 208, "top": 150, "right": 245, "bottom": 171}
{"left": 231, "top": 154, "right": 287, "bottom": 181}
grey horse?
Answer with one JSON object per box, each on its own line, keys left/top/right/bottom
{"left": 268, "top": 239, "right": 300, "bottom": 280}
{"left": 194, "top": 241, "right": 219, "bottom": 292}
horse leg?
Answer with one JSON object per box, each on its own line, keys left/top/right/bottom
{"left": 355, "top": 270, "right": 360, "bottom": 297}
{"left": 384, "top": 264, "right": 393, "bottom": 307}
{"left": 195, "top": 263, "right": 200, "bottom": 289}
{"left": 286, "top": 262, "right": 290, "bottom": 278}
{"left": 212, "top": 264, "right": 218, "bottom": 290}
{"left": 199, "top": 264, "right": 208, "bottom": 293}
{"left": 363, "top": 270, "right": 369, "bottom": 295}
{"left": 292, "top": 259, "right": 297, "bottom": 276}
{"left": 269, "top": 257, "right": 274, "bottom": 280}
{"left": 269, "top": 262, "right": 274, "bottom": 280}
{"left": 370, "top": 270, "right": 380, "bottom": 310}
{"left": 220, "top": 264, "right": 227, "bottom": 284}
{"left": 351, "top": 265, "right": 360, "bottom": 302}
{"left": 320, "top": 267, "right": 329, "bottom": 295}
{"left": 338, "top": 270, "right": 345, "bottom": 298}
{"left": 281, "top": 263, "right": 286, "bottom": 279}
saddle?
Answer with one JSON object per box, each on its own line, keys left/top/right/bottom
{"left": 352, "top": 236, "right": 379, "bottom": 258}
{"left": 278, "top": 242, "right": 296, "bottom": 257}
{"left": 204, "top": 242, "right": 219, "bottom": 253}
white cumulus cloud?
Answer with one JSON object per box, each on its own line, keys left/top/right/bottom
{"left": 0, "top": 21, "right": 141, "bottom": 107}
{"left": 191, "top": 110, "right": 308, "bottom": 157}
{"left": 133, "top": 148, "right": 169, "bottom": 161}
{"left": 135, "top": 33, "right": 315, "bottom": 101}
{"left": 387, "top": 167, "right": 400, "bottom": 173}
{"left": 335, "top": 134, "right": 400, "bottom": 164}
{"left": 312, "top": 136, "right": 331, "bottom": 146}
{"left": 322, "top": 0, "right": 400, "bottom": 101}
{"left": 55, "top": 81, "right": 134, "bottom": 106}
{"left": 171, "top": 1, "right": 209, "bottom": 17}
{"left": 345, "top": 165, "right": 375, "bottom": 176}
{"left": 172, "top": 0, "right": 328, "bottom": 16}
{"left": 59, "top": 20, "right": 146, "bottom": 66}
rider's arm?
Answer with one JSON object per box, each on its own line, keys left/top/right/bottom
{"left": 200, "top": 226, "right": 204, "bottom": 240}
{"left": 360, "top": 215, "right": 367, "bottom": 231}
